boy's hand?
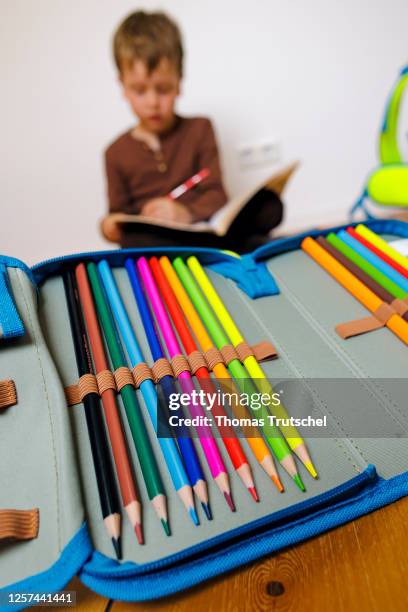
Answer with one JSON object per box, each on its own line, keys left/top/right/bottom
{"left": 141, "top": 198, "right": 193, "bottom": 223}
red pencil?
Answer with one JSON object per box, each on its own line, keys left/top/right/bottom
{"left": 168, "top": 168, "right": 210, "bottom": 200}
{"left": 347, "top": 227, "right": 408, "bottom": 279}
{"left": 149, "top": 257, "right": 259, "bottom": 502}
{"left": 76, "top": 263, "right": 143, "bottom": 544}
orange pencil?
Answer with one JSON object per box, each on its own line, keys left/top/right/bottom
{"left": 159, "top": 255, "right": 284, "bottom": 492}
{"left": 301, "top": 237, "right": 408, "bottom": 346}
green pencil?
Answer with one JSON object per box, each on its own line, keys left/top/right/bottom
{"left": 87, "top": 262, "right": 170, "bottom": 535}
{"left": 172, "top": 257, "right": 305, "bottom": 491}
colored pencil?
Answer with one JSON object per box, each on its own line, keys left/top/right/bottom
{"left": 149, "top": 256, "right": 259, "bottom": 502}
{"left": 63, "top": 271, "right": 122, "bottom": 559}
{"left": 86, "top": 263, "right": 170, "bottom": 536}
{"left": 301, "top": 237, "right": 408, "bottom": 345}
{"left": 159, "top": 255, "right": 284, "bottom": 492}
{"left": 316, "top": 236, "right": 408, "bottom": 322}
{"left": 338, "top": 231, "right": 408, "bottom": 293}
{"left": 326, "top": 233, "right": 407, "bottom": 301}
{"left": 137, "top": 256, "right": 235, "bottom": 512}
{"left": 97, "top": 260, "right": 199, "bottom": 526}
{"left": 124, "top": 259, "right": 212, "bottom": 520}
{"left": 185, "top": 256, "right": 315, "bottom": 481}
{"left": 347, "top": 227, "right": 408, "bottom": 279}
{"left": 169, "top": 168, "right": 210, "bottom": 200}
{"left": 75, "top": 264, "right": 143, "bottom": 544}
{"left": 172, "top": 257, "right": 305, "bottom": 491}
{"left": 355, "top": 224, "right": 408, "bottom": 270}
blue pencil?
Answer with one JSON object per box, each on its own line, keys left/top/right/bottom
{"left": 339, "top": 231, "right": 408, "bottom": 292}
{"left": 125, "top": 258, "right": 212, "bottom": 520}
{"left": 97, "top": 260, "right": 199, "bottom": 526}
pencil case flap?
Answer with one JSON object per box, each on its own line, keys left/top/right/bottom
{"left": 0, "top": 262, "right": 88, "bottom": 601}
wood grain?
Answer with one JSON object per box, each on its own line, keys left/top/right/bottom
{"left": 66, "top": 497, "right": 408, "bottom": 612}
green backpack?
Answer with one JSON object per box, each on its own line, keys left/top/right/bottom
{"left": 351, "top": 65, "right": 408, "bottom": 218}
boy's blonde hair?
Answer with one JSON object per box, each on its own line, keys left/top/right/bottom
{"left": 113, "top": 10, "right": 183, "bottom": 76}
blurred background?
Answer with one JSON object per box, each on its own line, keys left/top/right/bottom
{"left": 1, "top": 0, "right": 407, "bottom": 264}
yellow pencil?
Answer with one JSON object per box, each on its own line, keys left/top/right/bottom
{"left": 187, "top": 256, "right": 318, "bottom": 480}
{"left": 355, "top": 225, "right": 408, "bottom": 270}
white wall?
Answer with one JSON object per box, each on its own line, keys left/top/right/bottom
{"left": 1, "top": 0, "right": 407, "bottom": 265}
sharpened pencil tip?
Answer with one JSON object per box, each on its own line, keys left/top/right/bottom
{"left": 272, "top": 475, "right": 284, "bottom": 493}
{"left": 293, "top": 473, "right": 306, "bottom": 492}
{"left": 112, "top": 537, "right": 122, "bottom": 560}
{"left": 248, "top": 486, "right": 259, "bottom": 502}
{"left": 305, "top": 461, "right": 318, "bottom": 479}
{"left": 189, "top": 507, "right": 200, "bottom": 526}
{"left": 161, "top": 518, "right": 171, "bottom": 536}
{"left": 224, "top": 492, "right": 236, "bottom": 512}
{"left": 201, "top": 502, "right": 213, "bottom": 521}
{"left": 135, "top": 524, "right": 144, "bottom": 545}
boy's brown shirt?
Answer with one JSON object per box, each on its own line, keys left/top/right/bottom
{"left": 105, "top": 116, "right": 228, "bottom": 222}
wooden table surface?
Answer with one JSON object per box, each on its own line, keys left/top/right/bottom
{"left": 64, "top": 496, "right": 408, "bottom": 612}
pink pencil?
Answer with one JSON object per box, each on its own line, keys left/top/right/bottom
{"left": 168, "top": 168, "right": 210, "bottom": 200}
{"left": 137, "top": 256, "right": 234, "bottom": 511}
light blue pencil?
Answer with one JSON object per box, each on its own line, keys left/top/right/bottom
{"left": 97, "top": 260, "right": 199, "bottom": 526}
{"left": 339, "top": 231, "right": 408, "bottom": 292}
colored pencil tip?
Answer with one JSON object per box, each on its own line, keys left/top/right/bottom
{"left": 272, "top": 475, "right": 284, "bottom": 493}
{"left": 248, "top": 486, "right": 259, "bottom": 502}
{"left": 134, "top": 524, "right": 144, "bottom": 545}
{"left": 189, "top": 507, "right": 200, "bottom": 526}
{"left": 224, "top": 492, "right": 236, "bottom": 512}
{"left": 201, "top": 502, "right": 213, "bottom": 521}
{"left": 293, "top": 473, "right": 306, "bottom": 492}
{"left": 304, "top": 461, "right": 318, "bottom": 479}
{"left": 112, "top": 537, "right": 122, "bottom": 560}
{"left": 161, "top": 518, "right": 171, "bottom": 537}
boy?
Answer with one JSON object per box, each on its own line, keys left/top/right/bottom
{"left": 103, "top": 10, "right": 228, "bottom": 247}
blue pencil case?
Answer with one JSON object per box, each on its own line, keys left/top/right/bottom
{"left": 1, "top": 219, "right": 407, "bottom": 609}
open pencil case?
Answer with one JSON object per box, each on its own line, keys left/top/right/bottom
{"left": 1, "top": 218, "right": 408, "bottom": 608}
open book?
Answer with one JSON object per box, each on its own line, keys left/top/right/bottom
{"left": 109, "top": 162, "right": 298, "bottom": 238}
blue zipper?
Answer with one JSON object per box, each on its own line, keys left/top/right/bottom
{"left": 86, "top": 464, "right": 377, "bottom": 577}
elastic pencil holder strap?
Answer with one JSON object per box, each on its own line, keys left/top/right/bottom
{"left": 132, "top": 362, "right": 154, "bottom": 387}
{"left": 336, "top": 302, "right": 396, "bottom": 339}
{"left": 236, "top": 340, "right": 278, "bottom": 362}
{"left": 171, "top": 354, "right": 191, "bottom": 377}
{"left": 96, "top": 369, "right": 117, "bottom": 395}
{"left": 65, "top": 374, "right": 99, "bottom": 405}
{"left": 0, "top": 379, "right": 17, "bottom": 411}
{"left": 187, "top": 350, "right": 207, "bottom": 374}
{"left": 203, "top": 347, "right": 224, "bottom": 370}
{"left": 114, "top": 366, "right": 134, "bottom": 391}
{"left": 151, "top": 357, "right": 174, "bottom": 383}
{"left": 220, "top": 344, "right": 240, "bottom": 365}
{"left": 0, "top": 508, "right": 39, "bottom": 542}
{"left": 390, "top": 297, "right": 408, "bottom": 316}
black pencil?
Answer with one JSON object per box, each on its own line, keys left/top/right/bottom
{"left": 63, "top": 270, "right": 122, "bottom": 559}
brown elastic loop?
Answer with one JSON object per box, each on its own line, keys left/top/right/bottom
{"left": 96, "top": 369, "right": 117, "bottom": 395}
{"left": 251, "top": 340, "right": 278, "bottom": 361}
{"left": 132, "top": 362, "right": 153, "bottom": 388}
{"left": 0, "top": 379, "right": 17, "bottom": 410}
{"left": 204, "top": 347, "right": 224, "bottom": 371}
{"left": 235, "top": 342, "right": 255, "bottom": 362}
{"left": 77, "top": 373, "right": 99, "bottom": 400}
{"left": 374, "top": 302, "right": 395, "bottom": 324}
{"left": 187, "top": 350, "right": 207, "bottom": 374}
{"left": 114, "top": 366, "right": 134, "bottom": 391}
{"left": 64, "top": 385, "right": 80, "bottom": 406}
{"left": 151, "top": 358, "right": 174, "bottom": 383}
{"left": 171, "top": 354, "right": 191, "bottom": 377}
{"left": 390, "top": 298, "right": 408, "bottom": 316}
{"left": 335, "top": 317, "right": 384, "bottom": 339}
{"left": 0, "top": 508, "right": 39, "bottom": 541}
{"left": 220, "top": 344, "right": 239, "bottom": 365}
